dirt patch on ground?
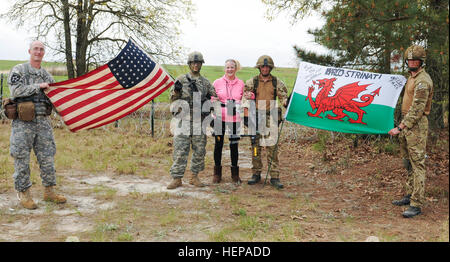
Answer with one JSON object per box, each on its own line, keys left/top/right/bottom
{"left": 0, "top": 169, "right": 223, "bottom": 241}
{"left": 0, "top": 123, "right": 448, "bottom": 242}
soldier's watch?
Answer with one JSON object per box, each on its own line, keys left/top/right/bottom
{"left": 397, "top": 126, "right": 403, "bottom": 132}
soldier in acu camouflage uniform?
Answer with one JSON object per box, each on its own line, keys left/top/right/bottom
{"left": 242, "top": 55, "right": 289, "bottom": 189}
{"left": 388, "top": 45, "right": 434, "bottom": 218}
{"left": 167, "top": 51, "right": 218, "bottom": 189}
{"left": 7, "top": 40, "right": 66, "bottom": 210}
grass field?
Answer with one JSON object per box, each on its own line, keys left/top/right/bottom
{"left": 0, "top": 60, "right": 66, "bottom": 71}
{"left": 0, "top": 60, "right": 299, "bottom": 102}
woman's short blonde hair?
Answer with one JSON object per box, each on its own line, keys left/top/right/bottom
{"left": 225, "top": 59, "right": 241, "bottom": 72}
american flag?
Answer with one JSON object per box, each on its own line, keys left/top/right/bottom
{"left": 45, "top": 39, "right": 174, "bottom": 132}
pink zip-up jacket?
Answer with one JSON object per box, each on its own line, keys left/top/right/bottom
{"left": 212, "top": 75, "right": 244, "bottom": 122}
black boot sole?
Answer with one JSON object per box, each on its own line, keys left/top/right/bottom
{"left": 247, "top": 175, "right": 261, "bottom": 185}
{"left": 402, "top": 211, "right": 422, "bottom": 218}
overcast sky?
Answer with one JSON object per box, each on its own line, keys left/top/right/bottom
{"left": 0, "top": 0, "right": 329, "bottom": 68}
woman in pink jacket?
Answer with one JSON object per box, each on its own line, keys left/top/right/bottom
{"left": 212, "top": 59, "right": 244, "bottom": 184}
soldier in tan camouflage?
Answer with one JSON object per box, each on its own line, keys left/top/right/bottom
{"left": 167, "top": 51, "right": 218, "bottom": 189}
{"left": 242, "top": 55, "right": 289, "bottom": 189}
{"left": 388, "top": 45, "right": 434, "bottom": 218}
{"left": 7, "top": 40, "right": 66, "bottom": 209}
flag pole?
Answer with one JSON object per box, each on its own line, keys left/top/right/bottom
{"left": 0, "top": 73, "right": 3, "bottom": 109}
{"left": 262, "top": 77, "right": 295, "bottom": 187}
{"left": 151, "top": 99, "right": 155, "bottom": 137}
{"left": 263, "top": 119, "right": 285, "bottom": 187}
{"left": 0, "top": 73, "right": 4, "bottom": 121}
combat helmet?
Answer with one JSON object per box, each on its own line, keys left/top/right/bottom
{"left": 255, "top": 55, "right": 275, "bottom": 68}
{"left": 187, "top": 51, "right": 205, "bottom": 64}
{"left": 404, "top": 45, "right": 426, "bottom": 64}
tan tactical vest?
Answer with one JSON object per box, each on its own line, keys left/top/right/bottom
{"left": 401, "top": 69, "right": 433, "bottom": 116}
{"left": 255, "top": 75, "right": 276, "bottom": 110}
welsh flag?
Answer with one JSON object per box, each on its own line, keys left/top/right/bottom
{"left": 285, "top": 62, "right": 406, "bottom": 134}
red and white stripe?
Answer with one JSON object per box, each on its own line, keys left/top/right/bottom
{"left": 46, "top": 64, "right": 173, "bottom": 132}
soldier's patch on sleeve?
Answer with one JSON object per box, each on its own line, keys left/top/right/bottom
{"left": 416, "top": 82, "right": 427, "bottom": 90}
{"left": 9, "top": 73, "right": 22, "bottom": 84}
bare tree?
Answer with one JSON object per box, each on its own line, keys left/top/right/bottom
{"left": 2, "top": 0, "right": 194, "bottom": 78}
{"left": 262, "top": 0, "right": 326, "bottom": 22}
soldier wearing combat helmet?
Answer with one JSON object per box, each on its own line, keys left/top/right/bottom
{"left": 187, "top": 51, "right": 205, "bottom": 64}
{"left": 167, "top": 51, "right": 217, "bottom": 189}
{"left": 242, "top": 55, "right": 288, "bottom": 189}
{"left": 7, "top": 40, "right": 66, "bottom": 209}
{"left": 389, "top": 45, "right": 434, "bottom": 218}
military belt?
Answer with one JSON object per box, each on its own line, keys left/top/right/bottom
{"left": 15, "top": 96, "right": 50, "bottom": 104}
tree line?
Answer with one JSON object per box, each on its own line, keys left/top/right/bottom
{"left": 1, "top": 0, "right": 193, "bottom": 79}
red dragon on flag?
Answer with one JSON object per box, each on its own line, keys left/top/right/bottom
{"left": 305, "top": 78, "right": 381, "bottom": 125}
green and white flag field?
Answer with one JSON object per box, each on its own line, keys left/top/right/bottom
{"left": 285, "top": 62, "right": 407, "bottom": 134}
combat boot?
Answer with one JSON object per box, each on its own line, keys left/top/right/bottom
{"left": 43, "top": 186, "right": 67, "bottom": 204}
{"left": 167, "top": 178, "right": 182, "bottom": 189}
{"left": 189, "top": 172, "right": 205, "bottom": 187}
{"left": 402, "top": 206, "right": 422, "bottom": 218}
{"left": 270, "top": 178, "right": 284, "bottom": 189}
{"left": 18, "top": 187, "right": 38, "bottom": 210}
{"left": 392, "top": 194, "right": 411, "bottom": 206}
{"left": 247, "top": 173, "right": 261, "bottom": 185}
{"left": 213, "top": 166, "right": 222, "bottom": 184}
{"left": 231, "top": 166, "right": 241, "bottom": 184}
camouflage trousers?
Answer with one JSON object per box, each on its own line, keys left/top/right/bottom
{"left": 251, "top": 134, "right": 280, "bottom": 179}
{"left": 399, "top": 116, "right": 428, "bottom": 208}
{"left": 170, "top": 134, "right": 207, "bottom": 178}
{"left": 10, "top": 116, "right": 56, "bottom": 192}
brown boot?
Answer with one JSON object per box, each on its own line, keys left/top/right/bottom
{"left": 213, "top": 166, "right": 222, "bottom": 183}
{"left": 167, "top": 178, "right": 182, "bottom": 189}
{"left": 231, "top": 166, "right": 241, "bottom": 184}
{"left": 18, "top": 187, "right": 38, "bottom": 210}
{"left": 189, "top": 172, "right": 205, "bottom": 187}
{"left": 43, "top": 186, "right": 67, "bottom": 203}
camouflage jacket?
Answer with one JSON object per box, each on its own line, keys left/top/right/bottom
{"left": 7, "top": 62, "right": 54, "bottom": 101}
{"left": 401, "top": 68, "right": 433, "bottom": 129}
{"left": 242, "top": 74, "right": 288, "bottom": 110}
{"left": 170, "top": 72, "right": 217, "bottom": 105}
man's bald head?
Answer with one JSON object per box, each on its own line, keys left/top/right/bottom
{"left": 28, "top": 40, "right": 46, "bottom": 66}
{"left": 29, "top": 40, "right": 45, "bottom": 51}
